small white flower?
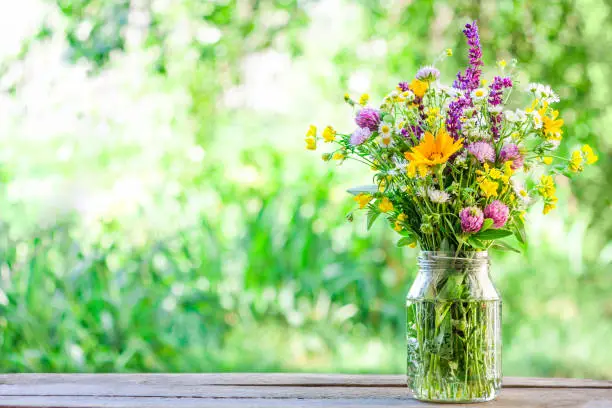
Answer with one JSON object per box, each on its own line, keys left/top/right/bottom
{"left": 379, "top": 123, "right": 392, "bottom": 138}
{"left": 489, "top": 105, "right": 503, "bottom": 114}
{"left": 415, "top": 186, "right": 427, "bottom": 197}
{"left": 427, "top": 188, "right": 451, "bottom": 204}
{"left": 454, "top": 151, "right": 468, "bottom": 165}
{"left": 543, "top": 139, "right": 561, "bottom": 151}
{"left": 511, "top": 179, "right": 531, "bottom": 207}
{"left": 504, "top": 110, "right": 519, "bottom": 122}
{"left": 527, "top": 83, "right": 559, "bottom": 103}
{"left": 471, "top": 87, "right": 489, "bottom": 103}
{"left": 531, "top": 111, "right": 543, "bottom": 129}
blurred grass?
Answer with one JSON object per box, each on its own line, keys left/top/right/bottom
{"left": 0, "top": 0, "right": 610, "bottom": 379}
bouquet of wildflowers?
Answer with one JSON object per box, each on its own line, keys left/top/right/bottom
{"left": 305, "top": 21, "right": 598, "bottom": 402}
{"left": 306, "top": 21, "right": 597, "bottom": 253}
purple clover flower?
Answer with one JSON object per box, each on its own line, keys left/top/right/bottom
{"left": 416, "top": 66, "right": 440, "bottom": 82}
{"left": 460, "top": 206, "right": 484, "bottom": 233}
{"left": 484, "top": 200, "right": 509, "bottom": 229}
{"left": 467, "top": 141, "right": 495, "bottom": 163}
{"left": 355, "top": 107, "right": 381, "bottom": 131}
{"left": 499, "top": 143, "right": 524, "bottom": 170}
{"left": 453, "top": 21, "right": 484, "bottom": 92}
{"left": 350, "top": 127, "right": 371, "bottom": 146}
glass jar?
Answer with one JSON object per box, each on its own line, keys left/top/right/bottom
{"left": 406, "top": 251, "right": 501, "bottom": 403}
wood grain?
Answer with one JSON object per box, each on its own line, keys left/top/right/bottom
{"left": 0, "top": 374, "right": 610, "bottom": 408}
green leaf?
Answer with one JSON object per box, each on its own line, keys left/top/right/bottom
{"left": 473, "top": 229, "right": 513, "bottom": 241}
{"left": 480, "top": 218, "right": 494, "bottom": 232}
{"left": 491, "top": 240, "right": 521, "bottom": 253}
{"left": 397, "top": 236, "right": 416, "bottom": 247}
{"left": 513, "top": 217, "right": 527, "bottom": 245}
{"left": 366, "top": 208, "right": 381, "bottom": 230}
{"left": 466, "top": 236, "right": 485, "bottom": 249}
{"left": 346, "top": 185, "right": 377, "bottom": 196}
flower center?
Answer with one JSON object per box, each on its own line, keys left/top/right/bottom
{"left": 429, "top": 152, "right": 443, "bottom": 161}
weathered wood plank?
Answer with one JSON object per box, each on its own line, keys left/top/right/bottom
{"left": 0, "top": 373, "right": 610, "bottom": 389}
{"left": 0, "top": 388, "right": 611, "bottom": 408}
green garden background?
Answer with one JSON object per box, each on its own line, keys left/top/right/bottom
{"left": 0, "top": 0, "right": 610, "bottom": 378}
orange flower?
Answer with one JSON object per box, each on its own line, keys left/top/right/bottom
{"left": 409, "top": 79, "right": 429, "bottom": 98}
{"left": 404, "top": 128, "right": 463, "bottom": 176}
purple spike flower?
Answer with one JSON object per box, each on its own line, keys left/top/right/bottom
{"left": 460, "top": 206, "right": 484, "bottom": 233}
{"left": 446, "top": 96, "right": 472, "bottom": 139}
{"left": 489, "top": 76, "right": 513, "bottom": 139}
{"left": 397, "top": 81, "right": 410, "bottom": 92}
{"left": 453, "top": 21, "right": 484, "bottom": 92}
{"left": 484, "top": 200, "right": 509, "bottom": 229}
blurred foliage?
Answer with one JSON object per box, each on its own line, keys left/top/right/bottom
{"left": 0, "top": 0, "right": 610, "bottom": 379}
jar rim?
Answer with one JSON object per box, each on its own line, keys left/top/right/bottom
{"left": 418, "top": 250, "right": 489, "bottom": 260}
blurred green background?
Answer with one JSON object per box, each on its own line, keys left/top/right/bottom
{"left": 0, "top": 0, "right": 610, "bottom": 378}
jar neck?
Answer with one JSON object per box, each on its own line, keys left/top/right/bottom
{"left": 417, "top": 251, "right": 490, "bottom": 277}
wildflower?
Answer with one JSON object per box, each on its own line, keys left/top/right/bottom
{"left": 542, "top": 110, "right": 563, "bottom": 140}
{"left": 322, "top": 126, "right": 336, "bottom": 143}
{"left": 378, "top": 197, "right": 394, "bottom": 212}
{"left": 528, "top": 83, "right": 560, "bottom": 104}
{"left": 379, "top": 123, "right": 392, "bottom": 138}
{"left": 446, "top": 48, "right": 453, "bottom": 56}
{"left": 404, "top": 128, "right": 463, "bottom": 176}
{"left": 467, "top": 141, "right": 495, "bottom": 163}
{"left": 306, "top": 125, "right": 316, "bottom": 137}
{"left": 581, "top": 144, "right": 598, "bottom": 164}
{"left": 543, "top": 196, "right": 558, "bottom": 215}
{"left": 531, "top": 111, "right": 543, "bottom": 129}
{"left": 446, "top": 96, "right": 472, "bottom": 139}
{"left": 488, "top": 76, "right": 513, "bottom": 106}
{"left": 416, "top": 66, "right": 440, "bottom": 82}
{"left": 460, "top": 206, "right": 484, "bottom": 233}
{"left": 453, "top": 21, "right": 483, "bottom": 91}
{"left": 471, "top": 87, "right": 488, "bottom": 103}
{"left": 568, "top": 150, "right": 583, "bottom": 172}
{"left": 394, "top": 213, "right": 407, "bottom": 232}
{"left": 498, "top": 59, "right": 507, "bottom": 69}
{"left": 350, "top": 127, "right": 372, "bottom": 146}
{"left": 409, "top": 78, "right": 429, "bottom": 98}
{"left": 359, "top": 93, "right": 370, "bottom": 106}
{"left": 484, "top": 200, "right": 509, "bottom": 229}
{"left": 353, "top": 193, "right": 372, "bottom": 209}
{"left": 479, "top": 179, "right": 499, "bottom": 198}
{"left": 427, "top": 188, "right": 451, "bottom": 204}
{"left": 332, "top": 152, "right": 345, "bottom": 160}
{"left": 355, "top": 107, "right": 381, "bottom": 131}
{"left": 537, "top": 175, "right": 556, "bottom": 198}
{"left": 542, "top": 156, "right": 553, "bottom": 165}
{"left": 397, "top": 81, "right": 410, "bottom": 92}
{"left": 305, "top": 125, "right": 317, "bottom": 150}
{"left": 512, "top": 179, "right": 530, "bottom": 206}
{"left": 499, "top": 144, "right": 524, "bottom": 170}
{"left": 505, "top": 109, "right": 527, "bottom": 123}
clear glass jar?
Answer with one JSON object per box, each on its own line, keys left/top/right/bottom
{"left": 406, "top": 251, "right": 501, "bottom": 403}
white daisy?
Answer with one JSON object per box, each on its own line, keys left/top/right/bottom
{"left": 471, "top": 87, "right": 488, "bottom": 103}
{"left": 427, "top": 188, "right": 451, "bottom": 204}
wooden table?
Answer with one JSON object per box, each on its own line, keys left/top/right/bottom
{"left": 0, "top": 374, "right": 611, "bottom": 407}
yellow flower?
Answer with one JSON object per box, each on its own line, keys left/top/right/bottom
{"left": 543, "top": 196, "right": 558, "bottom": 215}
{"left": 359, "top": 93, "right": 369, "bottom": 106}
{"left": 332, "top": 151, "right": 344, "bottom": 160}
{"left": 479, "top": 179, "right": 499, "bottom": 198}
{"left": 581, "top": 144, "right": 598, "bottom": 164}
{"left": 322, "top": 126, "right": 336, "bottom": 143}
{"left": 409, "top": 78, "right": 429, "bottom": 98}
{"left": 378, "top": 197, "right": 394, "bottom": 212}
{"left": 538, "top": 175, "right": 556, "bottom": 198}
{"left": 488, "top": 168, "right": 502, "bottom": 180}
{"left": 321, "top": 153, "right": 331, "bottom": 161}
{"left": 305, "top": 136, "right": 316, "bottom": 150}
{"left": 542, "top": 156, "right": 553, "bottom": 165}
{"left": 404, "top": 128, "right": 463, "bottom": 176}
{"left": 541, "top": 109, "right": 564, "bottom": 140}
{"left": 481, "top": 79, "right": 488, "bottom": 86}
{"left": 353, "top": 193, "right": 372, "bottom": 209}
{"left": 378, "top": 178, "right": 387, "bottom": 192}
{"left": 497, "top": 59, "right": 507, "bottom": 68}
{"left": 409, "top": 242, "right": 417, "bottom": 248}
{"left": 569, "top": 150, "right": 583, "bottom": 172}
{"left": 446, "top": 48, "right": 453, "bottom": 56}
{"left": 397, "top": 213, "right": 407, "bottom": 221}
{"left": 306, "top": 125, "right": 317, "bottom": 137}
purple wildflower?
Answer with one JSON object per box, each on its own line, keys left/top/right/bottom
{"left": 446, "top": 96, "right": 472, "bottom": 139}
{"left": 460, "top": 206, "right": 484, "bottom": 233}
{"left": 489, "top": 76, "right": 513, "bottom": 139}
{"left": 467, "top": 141, "right": 495, "bottom": 163}
{"left": 453, "top": 21, "right": 484, "bottom": 92}
{"left": 484, "top": 200, "right": 509, "bottom": 229}
{"left": 416, "top": 66, "right": 440, "bottom": 82}
{"left": 350, "top": 127, "right": 371, "bottom": 146}
{"left": 355, "top": 107, "right": 380, "bottom": 131}
{"left": 397, "top": 81, "right": 410, "bottom": 92}
{"left": 499, "top": 144, "right": 524, "bottom": 170}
